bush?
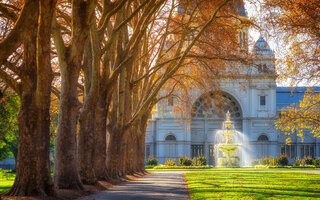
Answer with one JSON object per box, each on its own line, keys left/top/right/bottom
{"left": 292, "top": 158, "right": 302, "bottom": 167}
{"left": 153, "top": 165, "right": 212, "bottom": 169}
{"left": 314, "top": 158, "right": 320, "bottom": 167}
{"left": 303, "top": 156, "right": 314, "bottom": 165}
{"left": 179, "top": 156, "right": 192, "bottom": 166}
{"left": 147, "top": 158, "right": 159, "bottom": 166}
{"left": 165, "top": 158, "right": 177, "bottom": 166}
{"left": 196, "top": 155, "right": 207, "bottom": 166}
{"left": 260, "top": 157, "right": 276, "bottom": 166}
{"left": 192, "top": 156, "right": 207, "bottom": 166}
{"left": 251, "top": 159, "right": 260, "bottom": 166}
{"left": 276, "top": 154, "right": 289, "bottom": 166}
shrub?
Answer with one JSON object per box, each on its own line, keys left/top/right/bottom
{"left": 260, "top": 157, "right": 270, "bottom": 165}
{"left": 314, "top": 158, "right": 320, "bottom": 167}
{"left": 165, "top": 158, "right": 177, "bottom": 166}
{"left": 179, "top": 156, "right": 192, "bottom": 166}
{"left": 147, "top": 158, "right": 159, "bottom": 166}
{"left": 303, "top": 156, "right": 313, "bottom": 165}
{"left": 153, "top": 165, "right": 212, "bottom": 169}
{"left": 276, "top": 154, "right": 289, "bottom": 166}
{"left": 251, "top": 159, "right": 260, "bottom": 166}
{"left": 196, "top": 155, "right": 207, "bottom": 166}
{"left": 257, "top": 157, "right": 276, "bottom": 166}
{"left": 192, "top": 156, "right": 207, "bottom": 166}
{"left": 292, "top": 158, "right": 302, "bottom": 167}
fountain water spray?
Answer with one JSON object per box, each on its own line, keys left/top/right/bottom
{"left": 215, "top": 111, "right": 249, "bottom": 167}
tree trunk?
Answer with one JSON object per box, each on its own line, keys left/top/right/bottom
{"left": 5, "top": 0, "right": 56, "bottom": 196}
{"left": 78, "top": 104, "right": 97, "bottom": 185}
{"left": 54, "top": 65, "right": 83, "bottom": 190}
{"left": 106, "top": 131, "right": 125, "bottom": 179}
{"left": 136, "top": 110, "right": 152, "bottom": 172}
{"left": 53, "top": 0, "right": 96, "bottom": 189}
{"left": 93, "top": 96, "right": 109, "bottom": 180}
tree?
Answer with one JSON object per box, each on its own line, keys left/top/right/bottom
{"left": 262, "top": 0, "right": 320, "bottom": 139}
{"left": 275, "top": 89, "right": 320, "bottom": 143}
{"left": 52, "top": 0, "right": 96, "bottom": 189}
{"left": 0, "top": 0, "right": 57, "bottom": 196}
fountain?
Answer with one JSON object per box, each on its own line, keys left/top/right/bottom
{"left": 215, "top": 111, "right": 242, "bottom": 167}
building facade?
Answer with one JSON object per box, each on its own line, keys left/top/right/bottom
{"left": 145, "top": 20, "right": 320, "bottom": 165}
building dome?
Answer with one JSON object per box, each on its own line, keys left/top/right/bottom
{"left": 254, "top": 36, "right": 273, "bottom": 55}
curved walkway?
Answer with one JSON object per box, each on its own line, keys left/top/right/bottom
{"left": 78, "top": 171, "right": 189, "bottom": 200}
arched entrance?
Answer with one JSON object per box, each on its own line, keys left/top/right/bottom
{"left": 190, "top": 91, "right": 243, "bottom": 165}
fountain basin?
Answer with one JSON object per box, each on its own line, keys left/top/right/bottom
{"left": 217, "top": 144, "right": 239, "bottom": 157}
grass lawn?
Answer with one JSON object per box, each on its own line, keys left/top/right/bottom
{"left": 0, "top": 170, "right": 15, "bottom": 193}
{"left": 185, "top": 171, "right": 320, "bottom": 199}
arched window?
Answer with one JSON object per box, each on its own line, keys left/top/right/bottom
{"left": 165, "top": 134, "right": 176, "bottom": 141}
{"left": 191, "top": 92, "right": 242, "bottom": 119}
{"left": 165, "top": 134, "right": 177, "bottom": 158}
{"left": 257, "top": 134, "right": 269, "bottom": 158}
{"left": 258, "top": 135, "right": 269, "bottom": 141}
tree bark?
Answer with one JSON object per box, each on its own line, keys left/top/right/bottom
{"left": 54, "top": 64, "right": 83, "bottom": 190}
{"left": 53, "top": 0, "right": 96, "bottom": 189}
{"left": 106, "top": 130, "right": 125, "bottom": 179}
{"left": 5, "top": 0, "right": 56, "bottom": 196}
{"left": 93, "top": 94, "right": 109, "bottom": 180}
{"left": 78, "top": 98, "right": 97, "bottom": 185}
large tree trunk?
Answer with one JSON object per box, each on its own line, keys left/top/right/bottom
{"left": 5, "top": 0, "right": 56, "bottom": 196}
{"left": 93, "top": 95, "right": 109, "bottom": 180}
{"left": 106, "top": 130, "right": 126, "bottom": 179}
{"left": 53, "top": 0, "right": 96, "bottom": 190}
{"left": 78, "top": 103, "right": 97, "bottom": 185}
{"left": 54, "top": 65, "right": 83, "bottom": 190}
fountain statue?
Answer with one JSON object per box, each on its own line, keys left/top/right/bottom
{"left": 215, "top": 111, "right": 242, "bottom": 167}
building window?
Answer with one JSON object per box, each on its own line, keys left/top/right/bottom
{"left": 299, "top": 144, "right": 315, "bottom": 158}
{"left": 165, "top": 134, "right": 177, "bottom": 158}
{"left": 258, "top": 64, "right": 267, "bottom": 73}
{"left": 146, "top": 145, "right": 150, "bottom": 158}
{"left": 258, "top": 135, "right": 268, "bottom": 141}
{"left": 260, "top": 96, "right": 266, "bottom": 106}
{"left": 168, "top": 96, "right": 174, "bottom": 106}
{"left": 191, "top": 145, "right": 204, "bottom": 158}
{"left": 165, "top": 134, "right": 176, "bottom": 141}
{"left": 257, "top": 134, "right": 269, "bottom": 157}
{"left": 281, "top": 145, "right": 296, "bottom": 159}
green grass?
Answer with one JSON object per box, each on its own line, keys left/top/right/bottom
{"left": 185, "top": 170, "right": 320, "bottom": 199}
{"left": 0, "top": 170, "right": 15, "bottom": 192}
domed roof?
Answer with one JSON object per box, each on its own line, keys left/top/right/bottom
{"left": 254, "top": 36, "right": 272, "bottom": 54}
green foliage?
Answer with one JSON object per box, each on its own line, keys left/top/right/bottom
{"left": 192, "top": 155, "right": 207, "bottom": 166}
{"left": 153, "top": 165, "right": 212, "bottom": 169}
{"left": 276, "top": 154, "right": 289, "bottom": 166}
{"left": 179, "top": 156, "right": 192, "bottom": 166}
{"left": 314, "top": 158, "right": 320, "bottom": 167}
{"left": 303, "top": 156, "right": 314, "bottom": 165}
{"left": 0, "top": 90, "right": 19, "bottom": 161}
{"left": 146, "top": 158, "right": 159, "bottom": 166}
{"left": 292, "top": 158, "right": 303, "bottom": 167}
{"left": 260, "top": 157, "right": 276, "bottom": 166}
{"left": 0, "top": 169, "right": 15, "bottom": 192}
{"left": 250, "top": 159, "right": 260, "bottom": 166}
{"left": 164, "top": 158, "right": 177, "bottom": 166}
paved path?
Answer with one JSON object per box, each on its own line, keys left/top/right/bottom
{"left": 78, "top": 171, "right": 189, "bottom": 200}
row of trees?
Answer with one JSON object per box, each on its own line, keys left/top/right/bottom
{"left": 0, "top": 0, "right": 248, "bottom": 197}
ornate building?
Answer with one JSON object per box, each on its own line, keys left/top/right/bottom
{"left": 144, "top": 2, "right": 320, "bottom": 165}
